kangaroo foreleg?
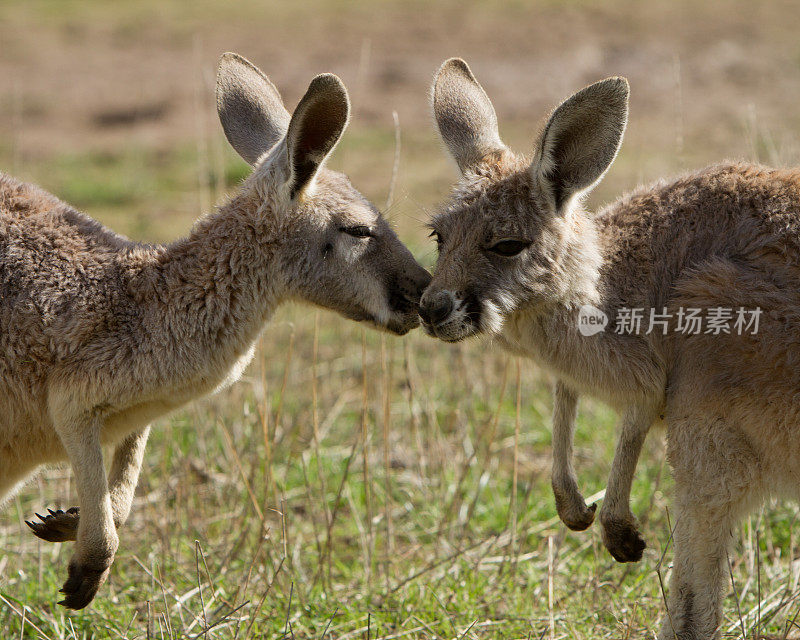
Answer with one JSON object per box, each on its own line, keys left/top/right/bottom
{"left": 598, "top": 403, "right": 657, "bottom": 562}
{"left": 40, "top": 412, "right": 118, "bottom": 609}
{"left": 551, "top": 381, "right": 596, "bottom": 530}
{"left": 27, "top": 426, "right": 150, "bottom": 544}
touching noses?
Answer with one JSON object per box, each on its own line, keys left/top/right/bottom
{"left": 393, "top": 264, "right": 432, "bottom": 314}
{"left": 419, "top": 290, "right": 454, "bottom": 326}
{"left": 411, "top": 267, "right": 433, "bottom": 302}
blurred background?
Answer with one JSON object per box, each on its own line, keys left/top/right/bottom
{"left": 2, "top": 1, "right": 800, "bottom": 638}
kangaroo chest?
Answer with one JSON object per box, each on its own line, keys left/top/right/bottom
{"left": 498, "top": 310, "right": 664, "bottom": 410}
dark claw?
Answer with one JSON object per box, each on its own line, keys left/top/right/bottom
{"left": 26, "top": 506, "right": 80, "bottom": 543}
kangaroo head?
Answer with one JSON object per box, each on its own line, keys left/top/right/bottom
{"left": 216, "top": 53, "right": 430, "bottom": 335}
{"left": 420, "top": 58, "right": 628, "bottom": 342}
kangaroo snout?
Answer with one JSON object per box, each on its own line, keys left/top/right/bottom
{"left": 419, "top": 290, "right": 454, "bottom": 326}
{"left": 407, "top": 265, "right": 433, "bottom": 304}
{"left": 419, "top": 287, "right": 484, "bottom": 342}
{"left": 389, "top": 263, "right": 431, "bottom": 312}
{"left": 383, "top": 263, "right": 431, "bottom": 335}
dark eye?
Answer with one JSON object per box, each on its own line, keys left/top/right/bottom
{"left": 341, "top": 225, "right": 372, "bottom": 238}
{"left": 488, "top": 239, "right": 531, "bottom": 257}
{"left": 429, "top": 229, "right": 442, "bottom": 248}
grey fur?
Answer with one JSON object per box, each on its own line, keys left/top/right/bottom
{"left": 533, "top": 77, "right": 629, "bottom": 210}
{"left": 432, "top": 58, "right": 506, "bottom": 172}
{"left": 0, "top": 53, "right": 430, "bottom": 610}
{"left": 216, "top": 52, "right": 291, "bottom": 166}
{"left": 423, "top": 57, "right": 800, "bottom": 639}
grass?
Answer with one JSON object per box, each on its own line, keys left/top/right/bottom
{"left": 3, "top": 120, "right": 800, "bottom": 640}
{"left": 3, "top": 118, "right": 800, "bottom": 640}
{"left": 1, "top": 293, "right": 799, "bottom": 638}
{"left": 3, "top": 0, "right": 800, "bottom": 636}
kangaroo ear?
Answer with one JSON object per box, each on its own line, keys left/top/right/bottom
{"left": 216, "top": 52, "right": 291, "bottom": 166}
{"left": 432, "top": 58, "right": 506, "bottom": 173}
{"left": 533, "top": 77, "right": 629, "bottom": 211}
{"left": 285, "top": 73, "right": 350, "bottom": 198}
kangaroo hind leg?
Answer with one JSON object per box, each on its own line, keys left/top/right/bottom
{"left": 658, "top": 412, "right": 762, "bottom": 640}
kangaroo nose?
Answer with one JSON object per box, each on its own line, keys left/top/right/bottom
{"left": 419, "top": 291, "right": 454, "bottom": 326}
{"left": 412, "top": 268, "right": 432, "bottom": 301}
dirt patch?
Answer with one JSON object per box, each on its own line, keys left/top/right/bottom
{"left": 2, "top": 0, "right": 800, "bottom": 157}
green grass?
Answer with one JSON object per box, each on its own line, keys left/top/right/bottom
{"left": 3, "top": 4, "right": 800, "bottom": 630}
{"left": 1, "top": 309, "right": 799, "bottom": 638}
{"left": 6, "top": 144, "right": 248, "bottom": 243}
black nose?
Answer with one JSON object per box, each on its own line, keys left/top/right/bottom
{"left": 416, "top": 269, "right": 431, "bottom": 304}
{"left": 419, "top": 292, "right": 454, "bottom": 325}
{"left": 390, "top": 266, "right": 432, "bottom": 313}
{"left": 413, "top": 269, "right": 432, "bottom": 300}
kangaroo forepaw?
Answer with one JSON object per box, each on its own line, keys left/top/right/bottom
{"left": 25, "top": 507, "right": 80, "bottom": 543}
{"left": 57, "top": 557, "right": 111, "bottom": 610}
{"left": 554, "top": 490, "right": 597, "bottom": 531}
{"left": 601, "top": 517, "right": 646, "bottom": 563}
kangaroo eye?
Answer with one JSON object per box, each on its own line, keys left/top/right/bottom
{"left": 428, "top": 229, "right": 442, "bottom": 248}
{"left": 341, "top": 225, "right": 373, "bottom": 238}
{"left": 489, "top": 239, "right": 531, "bottom": 257}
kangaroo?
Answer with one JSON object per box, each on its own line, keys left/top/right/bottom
{"left": 0, "top": 52, "right": 430, "bottom": 610}
{"left": 421, "top": 57, "right": 800, "bottom": 639}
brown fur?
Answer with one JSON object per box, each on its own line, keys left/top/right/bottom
{"left": 424, "top": 58, "right": 799, "bottom": 639}
{"left": 0, "top": 53, "right": 430, "bottom": 610}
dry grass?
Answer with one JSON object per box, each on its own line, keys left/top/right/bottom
{"left": 2, "top": 0, "right": 800, "bottom": 637}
